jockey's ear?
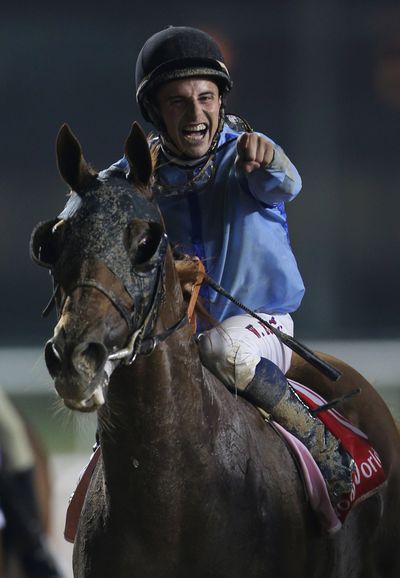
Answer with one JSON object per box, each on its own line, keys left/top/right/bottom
{"left": 56, "top": 124, "right": 97, "bottom": 192}
{"left": 124, "top": 122, "right": 153, "bottom": 188}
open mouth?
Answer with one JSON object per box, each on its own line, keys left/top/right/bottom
{"left": 181, "top": 123, "right": 208, "bottom": 142}
{"left": 62, "top": 359, "right": 115, "bottom": 412}
{"left": 64, "top": 383, "right": 105, "bottom": 412}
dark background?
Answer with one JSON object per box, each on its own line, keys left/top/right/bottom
{"left": 1, "top": 0, "right": 399, "bottom": 346}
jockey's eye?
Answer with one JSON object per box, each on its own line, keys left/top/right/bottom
{"left": 124, "top": 220, "right": 163, "bottom": 268}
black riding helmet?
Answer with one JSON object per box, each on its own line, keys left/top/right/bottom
{"left": 135, "top": 26, "right": 233, "bottom": 124}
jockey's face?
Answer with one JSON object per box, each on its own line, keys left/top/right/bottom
{"left": 156, "top": 78, "right": 221, "bottom": 158}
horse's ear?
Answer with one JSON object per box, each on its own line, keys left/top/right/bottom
{"left": 56, "top": 124, "right": 97, "bottom": 192}
{"left": 124, "top": 122, "right": 153, "bottom": 187}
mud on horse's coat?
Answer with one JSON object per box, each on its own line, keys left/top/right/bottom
{"left": 31, "top": 122, "right": 400, "bottom": 578}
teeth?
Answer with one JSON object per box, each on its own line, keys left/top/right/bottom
{"left": 104, "top": 360, "right": 114, "bottom": 379}
{"left": 183, "top": 123, "right": 207, "bottom": 133}
{"left": 92, "top": 385, "right": 105, "bottom": 406}
{"left": 64, "top": 379, "right": 108, "bottom": 411}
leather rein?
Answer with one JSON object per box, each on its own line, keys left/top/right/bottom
{"left": 51, "top": 256, "right": 188, "bottom": 367}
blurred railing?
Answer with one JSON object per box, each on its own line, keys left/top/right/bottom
{"left": 1, "top": 342, "right": 399, "bottom": 393}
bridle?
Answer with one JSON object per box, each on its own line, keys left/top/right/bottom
{"left": 104, "top": 260, "right": 188, "bottom": 365}
{"left": 49, "top": 235, "right": 188, "bottom": 367}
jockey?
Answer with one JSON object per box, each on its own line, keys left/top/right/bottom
{"left": 60, "top": 26, "right": 354, "bottom": 507}
{"left": 132, "top": 26, "right": 354, "bottom": 506}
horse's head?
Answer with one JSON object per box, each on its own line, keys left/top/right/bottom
{"left": 31, "top": 123, "right": 171, "bottom": 411}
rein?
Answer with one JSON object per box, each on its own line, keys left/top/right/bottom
{"left": 170, "top": 248, "right": 341, "bottom": 381}
{"left": 50, "top": 253, "right": 189, "bottom": 366}
{"left": 43, "top": 248, "right": 340, "bottom": 380}
{"left": 108, "top": 313, "right": 188, "bottom": 362}
{"left": 105, "top": 262, "right": 188, "bottom": 365}
{"left": 204, "top": 274, "right": 342, "bottom": 382}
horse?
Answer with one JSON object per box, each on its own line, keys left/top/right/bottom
{"left": 31, "top": 122, "right": 400, "bottom": 578}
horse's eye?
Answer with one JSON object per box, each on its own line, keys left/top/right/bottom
{"left": 135, "top": 234, "right": 157, "bottom": 265}
{"left": 138, "top": 236, "right": 150, "bottom": 248}
{"left": 124, "top": 220, "right": 163, "bottom": 267}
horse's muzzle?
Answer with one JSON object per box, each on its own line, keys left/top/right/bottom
{"left": 45, "top": 337, "right": 108, "bottom": 410}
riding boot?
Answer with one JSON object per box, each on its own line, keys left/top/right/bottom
{"left": 0, "top": 467, "right": 63, "bottom": 578}
{"left": 241, "top": 358, "right": 354, "bottom": 506}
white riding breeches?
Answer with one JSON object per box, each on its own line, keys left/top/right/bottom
{"left": 197, "top": 313, "right": 294, "bottom": 391}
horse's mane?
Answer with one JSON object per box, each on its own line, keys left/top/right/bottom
{"left": 149, "top": 136, "right": 160, "bottom": 173}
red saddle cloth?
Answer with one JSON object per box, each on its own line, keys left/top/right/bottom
{"left": 289, "top": 380, "right": 386, "bottom": 524}
{"left": 64, "top": 381, "right": 386, "bottom": 542}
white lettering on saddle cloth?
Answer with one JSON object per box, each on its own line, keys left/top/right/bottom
{"left": 358, "top": 448, "right": 382, "bottom": 481}
{"left": 336, "top": 448, "right": 384, "bottom": 517}
{"left": 289, "top": 380, "right": 386, "bottom": 523}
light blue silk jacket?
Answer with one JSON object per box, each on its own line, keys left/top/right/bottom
{"left": 61, "top": 122, "right": 305, "bottom": 322}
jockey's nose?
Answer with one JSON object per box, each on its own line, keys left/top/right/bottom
{"left": 186, "top": 97, "right": 202, "bottom": 119}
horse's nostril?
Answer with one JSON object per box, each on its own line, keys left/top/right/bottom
{"left": 72, "top": 342, "right": 107, "bottom": 379}
{"left": 44, "top": 340, "right": 63, "bottom": 378}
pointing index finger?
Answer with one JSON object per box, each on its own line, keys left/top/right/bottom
{"left": 237, "top": 132, "right": 251, "bottom": 159}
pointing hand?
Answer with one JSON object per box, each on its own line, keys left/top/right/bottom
{"left": 235, "top": 132, "right": 274, "bottom": 174}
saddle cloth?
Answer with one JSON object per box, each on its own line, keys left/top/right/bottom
{"left": 64, "top": 381, "right": 386, "bottom": 542}
{"left": 286, "top": 380, "right": 386, "bottom": 531}
{"left": 64, "top": 446, "right": 100, "bottom": 543}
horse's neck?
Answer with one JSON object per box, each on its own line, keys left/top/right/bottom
{"left": 98, "top": 253, "right": 222, "bottom": 480}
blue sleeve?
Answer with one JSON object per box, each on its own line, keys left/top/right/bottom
{"left": 98, "top": 156, "right": 129, "bottom": 178}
